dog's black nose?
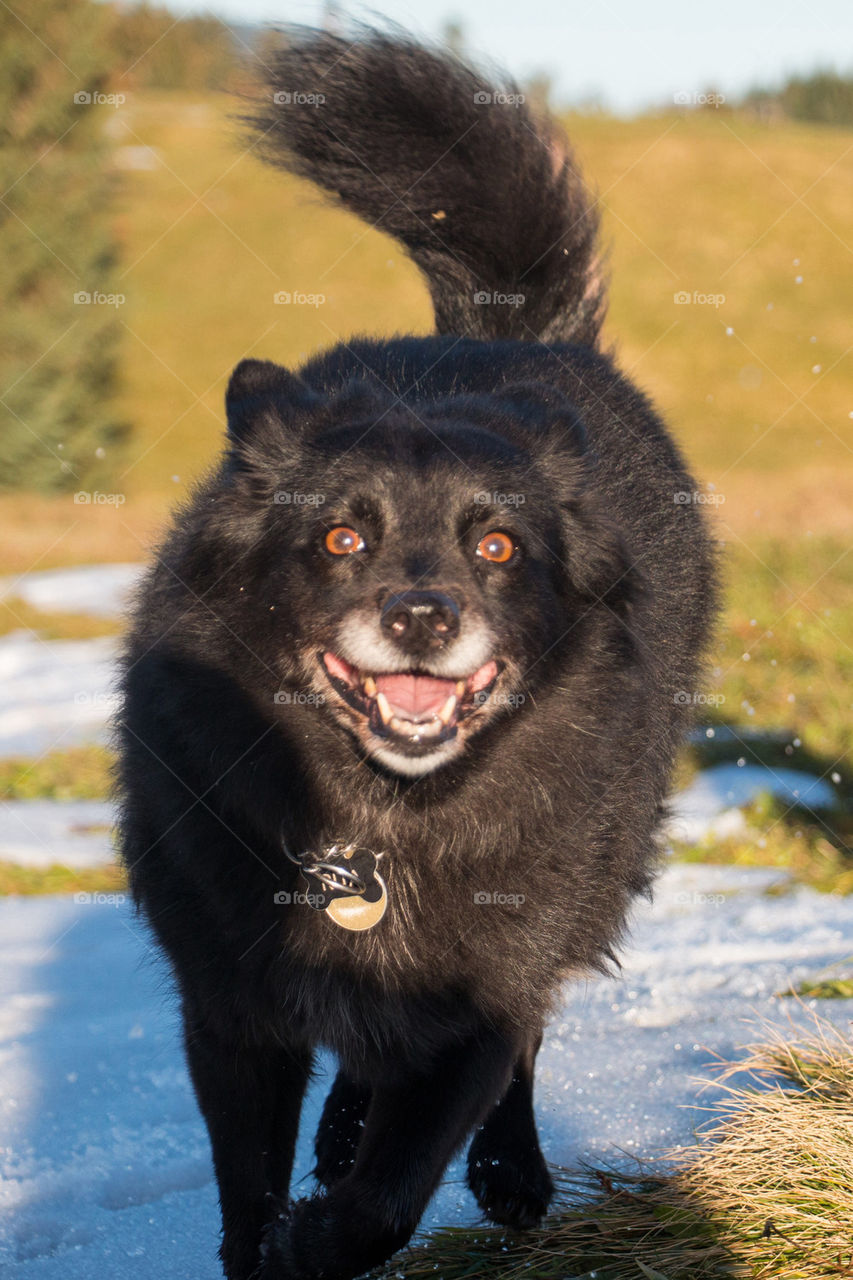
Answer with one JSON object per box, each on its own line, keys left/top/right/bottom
{"left": 381, "top": 590, "right": 461, "bottom": 649}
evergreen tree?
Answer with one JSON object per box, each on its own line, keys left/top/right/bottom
{"left": 0, "top": 0, "right": 125, "bottom": 492}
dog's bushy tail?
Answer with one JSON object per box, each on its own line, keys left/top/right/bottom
{"left": 249, "top": 27, "right": 606, "bottom": 347}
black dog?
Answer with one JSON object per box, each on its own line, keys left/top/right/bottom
{"left": 118, "top": 27, "right": 717, "bottom": 1280}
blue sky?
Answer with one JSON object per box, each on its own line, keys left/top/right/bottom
{"left": 180, "top": 0, "right": 852, "bottom": 112}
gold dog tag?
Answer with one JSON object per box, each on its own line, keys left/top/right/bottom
{"left": 296, "top": 844, "right": 388, "bottom": 932}
{"left": 325, "top": 871, "right": 387, "bottom": 931}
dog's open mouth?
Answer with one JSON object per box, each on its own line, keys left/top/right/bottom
{"left": 321, "top": 652, "right": 499, "bottom": 748}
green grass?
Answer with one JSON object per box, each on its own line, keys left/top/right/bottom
{"left": 572, "top": 111, "right": 853, "bottom": 492}
{"left": 778, "top": 957, "right": 853, "bottom": 998}
{"left": 0, "top": 744, "right": 114, "bottom": 801}
{"left": 666, "top": 534, "right": 853, "bottom": 894}
{"left": 0, "top": 596, "right": 121, "bottom": 640}
{"left": 672, "top": 795, "right": 853, "bottom": 895}
{"left": 785, "top": 977, "right": 853, "bottom": 999}
{"left": 0, "top": 745, "right": 120, "bottom": 895}
{"left": 0, "top": 859, "right": 126, "bottom": 897}
{"left": 710, "top": 538, "right": 853, "bottom": 768}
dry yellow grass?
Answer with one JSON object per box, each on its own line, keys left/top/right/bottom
{"left": 0, "top": 491, "right": 167, "bottom": 575}
{"left": 373, "top": 1017, "right": 853, "bottom": 1280}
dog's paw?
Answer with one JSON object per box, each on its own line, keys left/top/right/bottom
{"left": 467, "top": 1145, "right": 554, "bottom": 1230}
{"left": 258, "top": 1201, "right": 312, "bottom": 1280}
{"left": 260, "top": 1190, "right": 409, "bottom": 1280}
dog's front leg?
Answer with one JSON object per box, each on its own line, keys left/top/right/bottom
{"left": 262, "top": 1027, "right": 518, "bottom": 1280}
{"left": 182, "top": 1008, "right": 313, "bottom": 1280}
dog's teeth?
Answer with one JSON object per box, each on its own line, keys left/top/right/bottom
{"left": 375, "top": 692, "right": 393, "bottom": 724}
{"left": 389, "top": 716, "right": 406, "bottom": 734}
{"left": 438, "top": 694, "right": 458, "bottom": 725}
{"left": 455, "top": 680, "right": 466, "bottom": 697}
{"left": 363, "top": 675, "right": 377, "bottom": 696}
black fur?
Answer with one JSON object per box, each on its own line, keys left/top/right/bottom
{"left": 118, "top": 25, "right": 717, "bottom": 1280}
{"left": 249, "top": 26, "right": 606, "bottom": 347}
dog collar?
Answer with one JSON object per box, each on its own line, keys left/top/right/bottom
{"left": 281, "top": 836, "right": 387, "bottom": 932}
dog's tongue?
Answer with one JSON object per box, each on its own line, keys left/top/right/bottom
{"left": 374, "top": 672, "right": 456, "bottom": 719}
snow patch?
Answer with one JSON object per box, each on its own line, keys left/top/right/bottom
{"left": 0, "top": 633, "right": 118, "bottom": 756}
{"left": 667, "top": 761, "right": 836, "bottom": 843}
{"left": 0, "top": 564, "right": 142, "bottom": 619}
{"left": 0, "top": 801, "right": 115, "bottom": 868}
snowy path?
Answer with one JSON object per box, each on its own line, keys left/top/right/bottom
{"left": 1, "top": 863, "right": 852, "bottom": 1278}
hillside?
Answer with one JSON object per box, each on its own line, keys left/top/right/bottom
{"left": 1, "top": 94, "right": 851, "bottom": 570}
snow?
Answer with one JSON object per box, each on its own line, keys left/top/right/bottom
{"left": 0, "top": 802, "right": 114, "bottom": 869}
{"left": 0, "top": 634, "right": 118, "bottom": 757}
{"left": 1, "top": 864, "right": 851, "bottom": 1278}
{"left": 667, "top": 761, "right": 837, "bottom": 843}
{"left": 0, "top": 565, "right": 143, "bottom": 620}
{"left": 0, "top": 565, "right": 142, "bottom": 755}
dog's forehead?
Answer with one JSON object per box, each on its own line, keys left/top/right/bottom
{"left": 312, "top": 405, "right": 530, "bottom": 475}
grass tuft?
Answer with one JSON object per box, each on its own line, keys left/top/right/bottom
{"left": 374, "top": 1019, "right": 853, "bottom": 1280}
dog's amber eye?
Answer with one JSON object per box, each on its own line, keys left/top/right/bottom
{"left": 325, "top": 526, "right": 365, "bottom": 556}
{"left": 476, "top": 531, "right": 515, "bottom": 563}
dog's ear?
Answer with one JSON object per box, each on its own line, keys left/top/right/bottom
{"left": 494, "top": 382, "right": 588, "bottom": 456}
{"left": 494, "top": 382, "right": 632, "bottom": 602}
{"left": 561, "top": 497, "right": 640, "bottom": 608}
{"left": 225, "top": 358, "right": 318, "bottom": 446}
